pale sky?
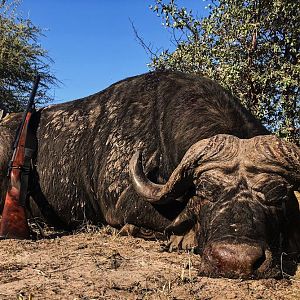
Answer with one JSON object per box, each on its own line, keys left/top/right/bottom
{"left": 19, "top": 0, "right": 207, "bottom": 104}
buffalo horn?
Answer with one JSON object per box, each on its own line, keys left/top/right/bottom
{"left": 255, "top": 136, "right": 300, "bottom": 189}
{"left": 130, "top": 151, "right": 193, "bottom": 204}
{"left": 129, "top": 151, "right": 168, "bottom": 204}
{"left": 129, "top": 135, "right": 238, "bottom": 204}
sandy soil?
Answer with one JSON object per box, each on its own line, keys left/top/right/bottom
{"left": 0, "top": 224, "right": 299, "bottom": 300}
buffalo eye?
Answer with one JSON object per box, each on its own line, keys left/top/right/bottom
{"left": 194, "top": 178, "right": 222, "bottom": 202}
{"left": 260, "top": 182, "right": 292, "bottom": 206}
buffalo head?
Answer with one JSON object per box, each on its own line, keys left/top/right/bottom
{"left": 130, "top": 134, "right": 300, "bottom": 278}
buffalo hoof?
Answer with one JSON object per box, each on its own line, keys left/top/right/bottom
{"left": 166, "top": 227, "right": 198, "bottom": 252}
{"left": 119, "top": 224, "right": 164, "bottom": 240}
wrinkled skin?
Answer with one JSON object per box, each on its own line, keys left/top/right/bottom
{"left": 197, "top": 170, "right": 294, "bottom": 278}
{"left": 0, "top": 71, "right": 299, "bottom": 279}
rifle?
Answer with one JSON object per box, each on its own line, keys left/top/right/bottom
{"left": 0, "top": 75, "right": 40, "bottom": 239}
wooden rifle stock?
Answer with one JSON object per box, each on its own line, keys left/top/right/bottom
{"left": 0, "top": 75, "right": 40, "bottom": 239}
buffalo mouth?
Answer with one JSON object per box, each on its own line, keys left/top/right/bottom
{"left": 197, "top": 240, "right": 297, "bottom": 279}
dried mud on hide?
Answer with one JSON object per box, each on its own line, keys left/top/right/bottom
{"left": 0, "top": 225, "right": 299, "bottom": 300}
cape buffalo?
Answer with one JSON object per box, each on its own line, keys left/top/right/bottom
{"left": 0, "top": 71, "right": 299, "bottom": 278}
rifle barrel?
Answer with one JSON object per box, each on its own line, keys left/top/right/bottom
{"left": 27, "top": 75, "right": 41, "bottom": 110}
{"left": 13, "top": 75, "right": 40, "bottom": 150}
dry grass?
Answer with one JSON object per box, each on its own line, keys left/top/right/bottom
{"left": 0, "top": 225, "right": 299, "bottom": 300}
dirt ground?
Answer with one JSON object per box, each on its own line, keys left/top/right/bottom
{"left": 0, "top": 225, "right": 299, "bottom": 300}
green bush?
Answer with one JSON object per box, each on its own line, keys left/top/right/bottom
{"left": 150, "top": 0, "right": 299, "bottom": 145}
{"left": 0, "top": 0, "right": 55, "bottom": 113}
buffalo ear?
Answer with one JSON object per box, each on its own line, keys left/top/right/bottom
{"left": 165, "top": 212, "right": 196, "bottom": 235}
{"left": 165, "top": 197, "right": 199, "bottom": 235}
{"left": 165, "top": 194, "right": 207, "bottom": 235}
